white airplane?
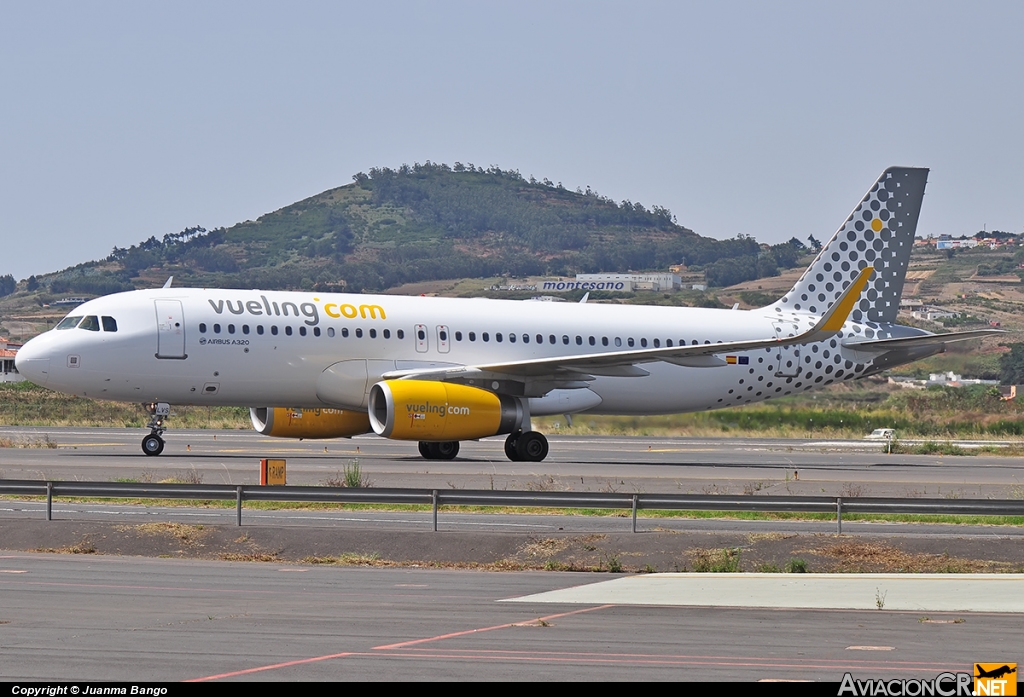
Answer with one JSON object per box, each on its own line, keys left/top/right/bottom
{"left": 15, "top": 167, "right": 1000, "bottom": 461}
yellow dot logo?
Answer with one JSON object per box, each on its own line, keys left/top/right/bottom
{"left": 871, "top": 218, "right": 883, "bottom": 232}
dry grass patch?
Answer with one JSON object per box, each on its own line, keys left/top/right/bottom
{"left": 219, "top": 552, "right": 280, "bottom": 562}
{"left": 748, "top": 532, "right": 797, "bottom": 543}
{"left": 35, "top": 540, "right": 96, "bottom": 554}
{"left": 805, "top": 540, "right": 1009, "bottom": 573}
{"left": 120, "top": 522, "right": 209, "bottom": 546}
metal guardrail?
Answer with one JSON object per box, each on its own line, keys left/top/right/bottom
{"left": 2, "top": 479, "right": 1023, "bottom": 533}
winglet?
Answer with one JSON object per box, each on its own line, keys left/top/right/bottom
{"left": 162, "top": 276, "right": 174, "bottom": 289}
{"left": 816, "top": 267, "right": 873, "bottom": 332}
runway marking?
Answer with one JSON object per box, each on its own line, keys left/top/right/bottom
{"left": 0, "top": 570, "right": 28, "bottom": 573}
{"left": 372, "top": 605, "right": 613, "bottom": 650}
{"left": 193, "top": 647, "right": 966, "bottom": 677}
{"left": 187, "top": 606, "right": 613, "bottom": 681}
{"left": 847, "top": 646, "right": 895, "bottom": 651}
{"left": 186, "top": 652, "right": 357, "bottom": 681}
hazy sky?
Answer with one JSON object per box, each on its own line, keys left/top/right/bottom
{"left": 2, "top": 1, "right": 1022, "bottom": 281}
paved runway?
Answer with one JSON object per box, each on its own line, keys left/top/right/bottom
{"left": 2, "top": 426, "right": 1023, "bottom": 499}
{"left": 1, "top": 553, "right": 1018, "bottom": 682}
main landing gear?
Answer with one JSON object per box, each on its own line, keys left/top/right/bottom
{"left": 504, "top": 430, "right": 548, "bottom": 462}
{"left": 141, "top": 402, "right": 170, "bottom": 456}
{"left": 418, "top": 441, "right": 460, "bottom": 460}
{"left": 415, "top": 432, "right": 549, "bottom": 462}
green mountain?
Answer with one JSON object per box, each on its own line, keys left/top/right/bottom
{"left": 36, "top": 162, "right": 807, "bottom": 295}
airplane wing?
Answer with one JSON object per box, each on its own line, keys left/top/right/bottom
{"left": 842, "top": 328, "right": 1006, "bottom": 352}
{"left": 383, "top": 267, "right": 875, "bottom": 382}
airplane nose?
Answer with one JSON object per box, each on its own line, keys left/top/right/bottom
{"left": 14, "top": 339, "right": 51, "bottom": 385}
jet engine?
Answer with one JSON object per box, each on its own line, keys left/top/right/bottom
{"left": 249, "top": 407, "right": 371, "bottom": 439}
{"left": 368, "top": 380, "right": 524, "bottom": 441}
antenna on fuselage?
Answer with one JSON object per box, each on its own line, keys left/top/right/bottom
{"left": 162, "top": 276, "right": 173, "bottom": 289}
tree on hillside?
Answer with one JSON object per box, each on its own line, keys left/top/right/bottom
{"left": 998, "top": 343, "right": 1024, "bottom": 385}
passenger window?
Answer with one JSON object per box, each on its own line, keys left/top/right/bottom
{"left": 496, "top": 333, "right": 503, "bottom": 342}
{"left": 508, "top": 333, "right": 515, "bottom": 343}
{"left": 313, "top": 327, "right": 321, "bottom": 337}
{"left": 271, "top": 326, "right": 278, "bottom": 335}
{"left": 214, "top": 324, "right": 222, "bottom": 334}
{"left": 455, "top": 331, "right": 462, "bottom": 341}
{"left": 199, "top": 322, "right": 207, "bottom": 333}
{"left": 285, "top": 326, "right": 293, "bottom": 336}
{"left": 79, "top": 316, "right": 100, "bottom": 331}
{"left": 397, "top": 329, "right": 404, "bottom": 339}
{"left": 369, "top": 328, "right": 376, "bottom": 338}
{"left": 327, "top": 327, "right": 335, "bottom": 337}
{"left": 355, "top": 328, "right": 363, "bottom": 338}
{"left": 627, "top": 338, "right": 634, "bottom": 347}
{"left": 575, "top": 336, "right": 582, "bottom": 345}
{"left": 102, "top": 316, "right": 118, "bottom": 332}
{"left": 257, "top": 325, "right": 264, "bottom": 335}
{"left": 588, "top": 336, "right": 595, "bottom": 346}
{"left": 602, "top": 337, "right": 608, "bottom": 346}
{"left": 383, "top": 329, "right": 391, "bottom": 339}
{"left": 536, "top": 335, "right": 543, "bottom": 344}
{"left": 653, "top": 338, "right": 660, "bottom": 348}
{"left": 640, "top": 338, "right": 648, "bottom": 347}
{"left": 242, "top": 325, "right": 250, "bottom": 335}
{"left": 341, "top": 328, "right": 349, "bottom": 337}
{"left": 562, "top": 335, "right": 569, "bottom": 345}
{"left": 523, "top": 334, "right": 530, "bottom": 343}
{"left": 299, "top": 327, "right": 307, "bottom": 336}
{"left": 549, "top": 335, "right": 556, "bottom": 344}
{"left": 228, "top": 324, "right": 235, "bottom": 334}
{"left": 56, "top": 316, "right": 82, "bottom": 330}
{"left": 483, "top": 333, "right": 490, "bottom": 342}
{"left": 469, "top": 332, "right": 476, "bottom": 341}
{"left": 666, "top": 339, "right": 673, "bottom": 347}
{"left": 417, "top": 329, "right": 425, "bottom": 340}
{"left": 615, "top": 337, "right": 622, "bottom": 347}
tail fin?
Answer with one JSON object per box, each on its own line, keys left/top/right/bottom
{"left": 776, "top": 167, "right": 928, "bottom": 324}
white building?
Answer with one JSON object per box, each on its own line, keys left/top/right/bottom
{"left": 0, "top": 337, "right": 23, "bottom": 383}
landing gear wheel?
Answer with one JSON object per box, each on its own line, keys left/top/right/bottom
{"left": 418, "top": 441, "right": 432, "bottom": 459}
{"left": 142, "top": 434, "right": 165, "bottom": 456}
{"left": 516, "top": 431, "right": 548, "bottom": 462}
{"left": 504, "top": 433, "right": 521, "bottom": 461}
{"left": 433, "top": 441, "right": 460, "bottom": 460}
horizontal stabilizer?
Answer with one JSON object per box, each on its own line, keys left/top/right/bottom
{"left": 843, "top": 329, "right": 1005, "bottom": 352}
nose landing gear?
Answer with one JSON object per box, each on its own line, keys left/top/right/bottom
{"left": 141, "top": 402, "right": 170, "bottom": 456}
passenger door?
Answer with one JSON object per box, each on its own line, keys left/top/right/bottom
{"left": 155, "top": 300, "right": 187, "bottom": 359}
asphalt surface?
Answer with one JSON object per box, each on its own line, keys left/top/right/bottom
{"left": 2, "top": 426, "right": 1024, "bottom": 499}
{"left": 2, "top": 553, "right": 1020, "bottom": 682}
{"left": 2, "top": 427, "right": 1023, "bottom": 682}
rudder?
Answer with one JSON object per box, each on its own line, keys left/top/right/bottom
{"left": 775, "top": 167, "right": 928, "bottom": 324}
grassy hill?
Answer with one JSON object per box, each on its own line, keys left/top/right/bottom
{"left": 13, "top": 162, "right": 807, "bottom": 300}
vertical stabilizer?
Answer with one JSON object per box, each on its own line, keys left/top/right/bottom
{"left": 775, "top": 167, "right": 928, "bottom": 324}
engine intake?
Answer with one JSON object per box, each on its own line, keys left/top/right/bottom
{"left": 368, "top": 380, "right": 523, "bottom": 441}
{"left": 250, "top": 407, "right": 371, "bottom": 439}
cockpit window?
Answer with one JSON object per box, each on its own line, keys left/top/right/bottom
{"left": 56, "top": 316, "right": 82, "bottom": 330}
{"left": 79, "top": 316, "right": 100, "bottom": 331}
{"left": 101, "top": 316, "right": 118, "bottom": 332}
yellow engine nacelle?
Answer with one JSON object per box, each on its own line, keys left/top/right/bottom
{"left": 368, "top": 380, "right": 524, "bottom": 441}
{"left": 249, "top": 407, "right": 371, "bottom": 439}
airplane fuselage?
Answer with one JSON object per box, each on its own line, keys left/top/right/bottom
{"left": 15, "top": 287, "right": 922, "bottom": 416}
